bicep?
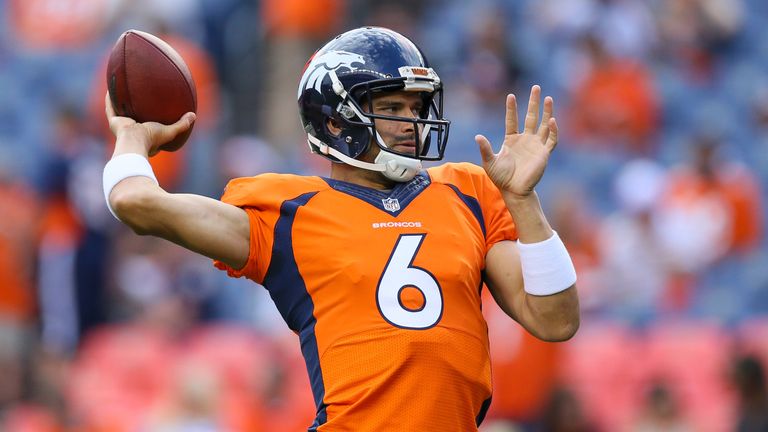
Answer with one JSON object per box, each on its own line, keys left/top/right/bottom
{"left": 111, "top": 177, "right": 251, "bottom": 269}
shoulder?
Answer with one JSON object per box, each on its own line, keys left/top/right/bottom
{"left": 427, "top": 162, "right": 486, "bottom": 182}
{"left": 427, "top": 162, "right": 491, "bottom": 194}
{"left": 220, "top": 173, "right": 329, "bottom": 208}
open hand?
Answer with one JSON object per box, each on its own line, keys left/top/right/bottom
{"left": 475, "top": 85, "right": 558, "bottom": 199}
{"left": 105, "top": 93, "right": 195, "bottom": 157}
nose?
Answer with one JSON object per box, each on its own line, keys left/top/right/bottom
{"left": 399, "top": 108, "right": 417, "bottom": 132}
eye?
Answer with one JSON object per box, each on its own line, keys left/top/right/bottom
{"left": 378, "top": 105, "right": 398, "bottom": 113}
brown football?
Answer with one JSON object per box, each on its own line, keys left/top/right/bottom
{"left": 106, "top": 29, "right": 197, "bottom": 152}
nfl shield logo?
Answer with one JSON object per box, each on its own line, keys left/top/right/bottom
{"left": 382, "top": 197, "right": 400, "bottom": 212}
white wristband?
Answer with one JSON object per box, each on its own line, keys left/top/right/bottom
{"left": 517, "top": 231, "right": 577, "bottom": 296}
{"left": 102, "top": 153, "right": 158, "bottom": 220}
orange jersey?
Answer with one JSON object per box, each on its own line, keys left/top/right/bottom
{"left": 214, "top": 162, "right": 516, "bottom": 431}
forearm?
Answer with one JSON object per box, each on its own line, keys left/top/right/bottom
{"left": 518, "top": 287, "right": 579, "bottom": 342}
{"left": 497, "top": 192, "right": 580, "bottom": 341}
{"left": 502, "top": 191, "right": 552, "bottom": 243}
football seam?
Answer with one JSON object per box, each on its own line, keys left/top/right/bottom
{"left": 132, "top": 32, "right": 196, "bottom": 113}
{"left": 121, "top": 35, "right": 134, "bottom": 117}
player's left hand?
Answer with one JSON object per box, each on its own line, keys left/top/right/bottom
{"left": 476, "top": 85, "right": 557, "bottom": 200}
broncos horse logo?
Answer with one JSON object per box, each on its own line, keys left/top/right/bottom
{"left": 298, "top": 50, "right": 366, "bottom": 98}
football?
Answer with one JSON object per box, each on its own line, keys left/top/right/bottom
{"left": 106, "top": 29, "right": 197, "bottom": 152}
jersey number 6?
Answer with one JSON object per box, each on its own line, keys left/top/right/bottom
{"left": 376, "top": 234, "right": 444, "bottom": 329}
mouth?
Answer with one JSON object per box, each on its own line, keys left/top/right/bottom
{"left": 391, "top": 142, "right": 416, "bottom": 154}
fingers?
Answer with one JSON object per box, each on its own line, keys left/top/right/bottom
{"left": 475, "top": 134, "right": 495, "bottom": 168}
{"left": 504, "top": 94, "right": 518, "bottom": 136}
{"left": 537, "top": 96, "right": 553, "bottom": 143}
{"left": 157, "top": 112, "right": 196, "bottom": 142}
{"left": 178, "top": 112, "right": 196, "bottom": 129}
{"left": 524, "top": 85, "right": 541, "bottom": 134}
{"left": 545, "top": 117, "right": 558, "bottom": 152}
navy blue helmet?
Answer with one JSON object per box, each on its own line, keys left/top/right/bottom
{"left": 297, "top": 27, "right": 450, "bottom": 181}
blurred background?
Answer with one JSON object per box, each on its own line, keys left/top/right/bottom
{"left": 1, "top": 0, "right": 767, "bottom": 430}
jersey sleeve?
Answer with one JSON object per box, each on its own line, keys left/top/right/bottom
{"left": 212, "top": 177, "right": 274, "bottom": 283}
{"left": 429, "top": 163, "right": 517, "bottom": 252}
{"left": 212, "top": 174, "right": 326, "bottom": 284}
{"left": 469, "top": 164, "right": 518, "bottom": 249}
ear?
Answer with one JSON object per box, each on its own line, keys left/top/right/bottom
{"left": 327, "top": 118, "right": 342, "bottom": 137}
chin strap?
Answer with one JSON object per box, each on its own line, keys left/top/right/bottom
{"left": 375, "top": 149, "right": 422, "bottom": 182}
{"left": 307, "top": 134, "right": 421, "bottom": 182}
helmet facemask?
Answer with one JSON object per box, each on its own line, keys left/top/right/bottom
{"left": 343, "top": 79, "right": 449, "bottom": 162}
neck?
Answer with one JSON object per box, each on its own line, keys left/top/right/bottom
{"left": 330, "top": 162, "right": 397, "bottom": 190}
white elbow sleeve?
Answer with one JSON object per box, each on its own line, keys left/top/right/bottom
{"left": 517, "top": 231, "right": 577, "bottom": 296}
{"left": 102, "top": 153, "right": 158, "bottom": 220}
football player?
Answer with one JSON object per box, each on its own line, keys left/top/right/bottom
{"left": 103, "top": 26, "right": 579, "bottom": 431}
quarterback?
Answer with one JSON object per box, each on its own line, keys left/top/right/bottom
{"left": 103, "top": 27, "right": 579, "bottom": 431}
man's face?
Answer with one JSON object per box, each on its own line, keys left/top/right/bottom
{"left": 365, "top": 90, "right": 425, "bottom": 157}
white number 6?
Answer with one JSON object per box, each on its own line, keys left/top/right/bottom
{"left": 376, "top": 234, "right": 443, "bottom": 329}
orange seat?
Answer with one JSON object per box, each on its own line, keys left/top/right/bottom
{"left": 641, "top": 321, "right": 735, "bottom": 432}
{"left": 67, "top": 325, "right": 176, "bottom": 431}
{"left": 559, "top": 321, "right": 643, "bottom": 431}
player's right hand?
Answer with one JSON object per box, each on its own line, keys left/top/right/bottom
{"left": 105, "top": 92, "right": 195, "bottom": 157}
{"left": 475, "top": 85, "right": 557, "bottom": 201}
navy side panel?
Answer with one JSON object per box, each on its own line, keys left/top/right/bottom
{"left": 262, "top": 191, "right": 328, "bottom": 428}
{"left": 445, "top": 184, "right": 486, "bottom": 238}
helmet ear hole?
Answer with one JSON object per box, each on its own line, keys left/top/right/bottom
{"left": 326, "top": 118, "right": 343, "bottom": 137}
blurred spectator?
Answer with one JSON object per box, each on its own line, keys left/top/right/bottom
{"left": 36, "top": 105, "right": 116, "bottom": 355}
{"left": 24, "top": 346, "right": 72, "bottom": 429}
{"left": 36, "top": 106, "right": 88, "bottom": 355}
{"left": 141, "top": 361, "right": 229, "bottom": 432}
{"left": 565, "top": 33, "right": 660, "bottom": 154}
{"left": 459, "top": 7, "right": 522, "bottom": 109}
{"left": 547, "top": 183, "right": 601, "bottom": 315}
{"left": 631, "top": 381, "right": 693, "bottom": 432}
{"left": 0, "top": 149, "right": 39, "bottom": 325}
{"left": 536, "top": 0, "right": 657, "bottom": 60}
{"left": 592, "top": 159, "right": 669, "bottom": 323}
{"left": 729, "top": 355, "right": 768, "bottom": 432}
{"left": 656, "top": 132, "right": 763, "bottom": 266}
{"left": 111, "top": 233, "right": 210, "bottom": 334}
{"left": 652, "top": 132, "right": 763, "bottom": 312}
{"left": 114, "top": 0, "right": 203, "bottom": 35}
{"left": 537, "top": 386, "right": 597, "bottom": 432}
{"left": 0, "top": 324, "right": 26, "bottom": 411}
{"left": 217, "top": 135, "right": 286, "bottom": 182}
{"left": 751, "top": 85, "right": 768, "bottom": 187}
{"left": 7, "top": 0, "right": 115, "bottom": 51}
{"left": 655, "top": 0, "right": 745, "bottom": 82}
{"left": 353, "top": 0, "right": 420, "bottom": 36}
{"left": 444, "top": 5, "right": 522, "bottom": 161}
{"left": 260, "top": 0, "right": 345, "bottom": 149}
